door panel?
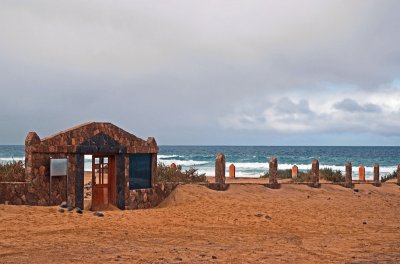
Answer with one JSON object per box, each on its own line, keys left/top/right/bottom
{"left": 92, "top": 155, "right": 115, "bottom": 211}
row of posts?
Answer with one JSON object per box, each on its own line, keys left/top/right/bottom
{"left": 214, "top": 153, "right": 400, "bottom": 187}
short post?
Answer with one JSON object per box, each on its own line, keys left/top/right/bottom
{"left": 343, "top": 162, "right": 353, "bottom": 188}
{"left": 215, "top": 153, "right": 226, "bottom": 184}
{"left": 292, "top": 165, "right": 298, "bottom": 178}
{"left": 229, "top": 164, "right": 235, "bottom": 179}
{"left": 397, "top": 164, "right": 400, "bottom": 186}
{"left": 310, "top": 159, "right": 320, "bottom": 188}
{"left": 373, "top": 163, "right": 381, "bottom": 187}
{"left": 207, "top": 153, "right": 229, "bottom": 191}
{"left": 266, "top": 156, "right": 280, "bottom": 189}
{"left": 359, "top": 165, "right": 365, "bottom": 181}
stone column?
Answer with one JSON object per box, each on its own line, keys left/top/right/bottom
{"left": 229, "top": 164, "right": 235, "bottom": 179}
{"left": 373, "top": 163, "right": 381, "bottom": 186}
{"left": 269, "top": 157, "right": 278, "bottom": 184}
{"left": 215, "top": 153, "right": 226, "bottom": 184}
{"left": 359, "top": 166, "right": 365, "bottom": 181}
{"left": 266, "top": 156, "right": 280, "bottom": 189}
{"left": 397, "top": 164, "right": 400, "bottom": 186}
{"left": 344, "top": 162, "right": 353, "bottom": 188}
{"left": 292, "top": 165, "right": 298, "bottom": 178}
{"left": 310, "top": 159, "right": 320, "bottom": 187}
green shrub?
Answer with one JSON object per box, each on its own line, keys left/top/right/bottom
{"left": 292, "top": 170, "right": 312, "bottom": 182}
{"left": 0, "top": 160, "right": 25, "bottom": 182}
{"left": 261, "top": 169, "right": 293, "bottom": 179}
{"left": 290, "top": 168, "right": 344, "bottom": 183}
{"left": 319, "top": 168, "right": 344, "bottom": 182}
{"left": 156, "top": 162, "right": 206, "bottom": 183}
{"left": 381, "top": 170, "right": 398, "bottom": 182}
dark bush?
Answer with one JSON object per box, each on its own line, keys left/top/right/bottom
{"left": 156, "top": 162, "right": 206, "bottom": 183}
{"left": 0, "top": 160, "right": 25, "bottom": 182}
{"left": 381, "top": 170, "right": 397, "bottom": 182}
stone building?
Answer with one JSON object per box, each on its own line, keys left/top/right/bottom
{"left": 1, "top": 122, "right": 176, "bottom": 210}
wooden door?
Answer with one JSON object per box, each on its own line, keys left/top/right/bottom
{"left": 92, "top": 155, "right": 115, "bottom": 211}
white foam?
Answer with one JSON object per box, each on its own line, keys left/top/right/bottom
{"left": 158, "top": 155, "right": 184, "bottom": 159}
{"left": 159, "top": 159, "right": 209, "bottom": 166}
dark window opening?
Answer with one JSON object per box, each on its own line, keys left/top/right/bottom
{"left": 129, "top": 154, "right": 152, "bottom": 189}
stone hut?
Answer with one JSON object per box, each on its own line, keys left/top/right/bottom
{"left": 2, "top": 122, "right": 176, "bottom": 210}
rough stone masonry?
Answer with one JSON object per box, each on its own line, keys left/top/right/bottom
{"left": 215, "top": 153, "right": 226, "bottom": 184}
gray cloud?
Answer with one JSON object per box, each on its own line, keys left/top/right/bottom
{"left": 0, "top": 0, "right": 400, "bottom": 145}
{"left": 334, "top": 99, "right": 382, "bottom": 113}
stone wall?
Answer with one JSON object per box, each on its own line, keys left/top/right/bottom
{"left": 20, "top": 122, "right": 159, "bottom": 209}
{"left": 125, "top": 182, "right": 178, "bottom": 210}
{"left": 0, "top": 182, "right": 30, "bottom": 205}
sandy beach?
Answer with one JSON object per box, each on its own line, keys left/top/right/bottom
{"left": 1, "top": 181, "right": 399, "bottom": 263}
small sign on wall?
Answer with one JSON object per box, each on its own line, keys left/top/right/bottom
{"left": 50, "top": 158, "right": 68, "bottom": 177}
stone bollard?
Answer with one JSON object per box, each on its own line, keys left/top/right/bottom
{"left": 359, "top": 165, "right": 365, "bottom": 181}
{"left": 215, "top": 153, "right": 226, "bottom": 184}
{"left": 292, "top": 165, "right": 298, "bottom": 178}
{"left": 269, "top": 157, "right": 278, "bottom": 184}
{"left": 207, "top": 153, "right": 229, "bottom": 191}
{"left": 229, "top": 164, "right": 235, "bottom": 179}
{"left": 373, "top": 163, "right": 381, "bottom": 187}
{"left": 266, "top": 156, "right": 280, "bottom": 189}
{"left": 343, "top": 162, "right": 353, "bottom": 188}
{"left": 397, "top": 164, "right": 400, "bottom": 186}
{"left": 310, "top": 159, "right": 320, "bottom": 188}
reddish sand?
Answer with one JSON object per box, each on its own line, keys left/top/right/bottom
{"left": 0, "top": 183, "right": 399, "bottom": 263}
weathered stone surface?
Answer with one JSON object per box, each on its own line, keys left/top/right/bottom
{"left": 207, "top": 183, "right": 230, "bottom": 191}
{"left": 310, "top": 160, "right": 320, "bottom": 188}
{"left": 373, "top": 163, "right": 381, "bottom": 187}
{"left": 343, "top": 162, "right": 354, "bottom": 188}
{"left": 215, "top": 153, "right": 226, "bottom": 184}
{"left": 265, "top": 156, "right": 281, "bottom": 189}
{"left": 125, "top": 183, "right": 178, "bottom": 210}
{"left": 269, "top": 157, "right": 278, "bottom": 184}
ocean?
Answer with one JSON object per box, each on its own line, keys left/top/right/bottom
{"left": 1, "top": 145, "right": 399, "bottom": 179}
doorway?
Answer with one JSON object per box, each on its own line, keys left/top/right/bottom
{"left": 91, "top": 155, "right": 116, "bottom": 211}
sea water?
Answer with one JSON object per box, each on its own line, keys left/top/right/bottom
{"left": 1, "top": 145, "right": 399, "bottom": 179}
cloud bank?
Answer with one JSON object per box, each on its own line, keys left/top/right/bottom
{"left": 0, "top": 0, "right": 399, "bottom": 145}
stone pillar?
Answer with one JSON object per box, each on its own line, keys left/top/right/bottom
{"left": 269, "top": 157, "right": 278, "bottom": 184}
{"left": 397, "top": 164, "right": 400, "bottom": 186}
{"left": 229, "top": 164, "right": 235, "bottom": 179}
{"left": 373, "top": 163, "right": 381, "bottom": 187}
{"left": 215, "top": 153, "right": 226, "bottom": 184}
{"left": 292, "top": 165, "right": 298, "bottom": 178}
{"left": 344, "top": 162, "right": 353, "bottom": 188}
{"left": 266, "top": 157, "right": 280, "bottom": 189}
{"left": 359, "top": 166, "right": 365, "bottom": 181}
{"left": 310, "top": 159, "right": 320, "bottom": 187}
{"left": 25, "top": 132, "right": 41, "bottom": 182}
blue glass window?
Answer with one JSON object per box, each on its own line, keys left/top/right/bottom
{"left": 129, "top": 154, "right": 152, "bottom": 189}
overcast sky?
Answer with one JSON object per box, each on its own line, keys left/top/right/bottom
{"left": 0, "top": 0, "right": 399, "bottom": 145}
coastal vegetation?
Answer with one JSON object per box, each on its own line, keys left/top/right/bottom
{"left": 156, "top": 162, "right": 206, "bottom": 183}
{"left": 262, "top": 168, "right": 344, "bottom": 182}
{"left": 381, "top": 170, "right": 398, "bottom": 182}
{"left": 0, "top": 160, "right": 25, "bottom": 182}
